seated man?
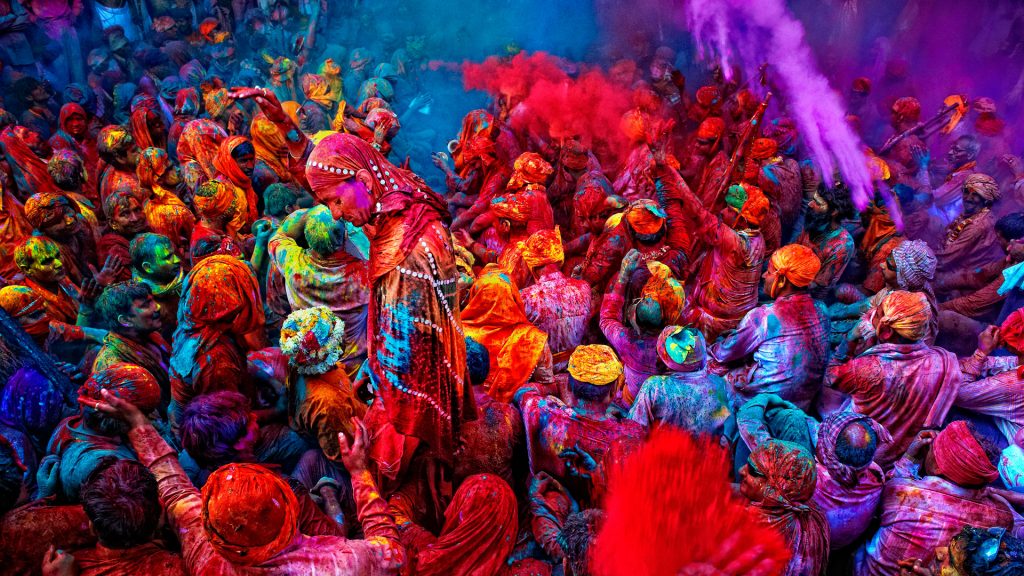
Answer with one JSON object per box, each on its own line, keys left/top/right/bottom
{"left": 812, "top": 412, "right": 887, "bottom": 551}
{"left": 73, "top": 458, "right": 186, "bottom": 574}
{"left": 827, "top": 290, "right": 961, "bottom": 468}
{"left": 90, "top": 392, "right": 406, "bottom": 574}
{"left": 711, "top": 244, "right": 829, "bottom": 412}
{"left": 92, "top": 281, "right": 170, "bottom": 406}
{"left": 856, "top": 421, "right": 1014, "bottom": 576}
{"left": 955, "top": 311, "right": 1024, "bottom": 445}
{"left": 935, "top": 174, "right": 1003, "bottom": 276}
{"left": 628, "top": 325, "right": 730, "bottom": 438}
{"left": 130, "top": 233, "right": 183, "bottom": 340}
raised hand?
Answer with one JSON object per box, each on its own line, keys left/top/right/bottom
{"left": 90, "top": 255, "right": 126, "bottom": 287}
{"left": 338, "top": 416, "right": 369, "bottom": 473}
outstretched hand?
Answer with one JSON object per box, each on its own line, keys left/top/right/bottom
{"left": 229, "top": 87, "right": 288, "bottom": 124}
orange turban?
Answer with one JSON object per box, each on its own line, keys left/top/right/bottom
{"left": 770, "top": 244, "right": 821, "bottom": 289}
{"left": 192, "top": 179, "right": 236, "bottom": 222}
{"left": 518, "top": 227, "right": 564, "bottom": 270}
{"left": 725, "top": 183, "right": 769, "bottom": 228}
{"left": 201, "top": 463, "right": 299, "bottom": 566}
{"left": 642, "top": 261, "right": 685, "bottom": 324}
{"left": 625, "top": 199, "right": 666, "bottom": 235}
{"left": 1000, "top": 309, "right": 1024, "bottom": 355}
{"left": 491, "top": 194, "right": 531, "bottom": 223}
{"left": 568, "top": 344, "right": 622, "bottom": 386}
{"left": 751, "top": 138, "right": 778, "bottom": 160}
{"left": 620, "top": 109, "right": 649, "bottom": 143}
{"left": 878, "top": 290, "right": 931, "bottom": 342}
{"left": 696, "top": 117, "right": 725, "bottom": 140}
{"left": 508, "top": 152, "right": 553, "bottom": 190}
{"left": 78, "top": 363, "right": 162, "bottom": 414}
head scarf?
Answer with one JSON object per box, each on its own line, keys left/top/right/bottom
{"left": 78, "top": 363, "right": 162, "bottom": 414}
{"left": 624, "top": 199, "right": 666, "bottom": 235}
{"left": 878, "top": 290, "right": 931, "bottom": 342}
{"left": 136, "top": 147, "right": 171, "bottom": 191}
{"left": 1000, "top": 309, "right": 1024, "bottom": 356}
{"left": 213, "top": 136, "right": 252, "bottom": 190}
{"left": 696, "top": 116, "right": 726, "bottom": 141}
{"left": 279, "top": 306, "right": 346, "bottom": 375}
{"left": 179, "top": 60, "right": 207, "bottom": 88}
{"left": 931, "top": 420, "right": 999, "bottom": 486}
{"left": 201, "top": 463, "right": 299, "bottom": 566}
{"left": 765, "top": 117, "right": 799, "bottom": 154}
{"left": 491, "top": 194, "right": 531, "bottom": 223}
{"left": 300, "top": 74, "right": 334, "bottom": 109}
{"left": 357, "top": 77, "right": 394, "bottom": 102}
{"left": 178, "top": 119, "right": 228, "bottom": 188}
{"left": 751, "top": 138, "right": 778, "bottom": 160}
{"left": 0, "top": 126, "right": 57, "bottom": 195}
{"left": 453, "top": 110, "right": 496, "bottom": 173}
{"left": 891, "top": 239, "right": 937, "bottom": 291}
{"left": 656, "top": 325, "right": 706, "bottom": 372}
{"left": 573, "top": 172, "right": 615, "bottom": 218}
{"left": 642, "top": 261, "right": 684, "bottom": 323}
{"left": 815, "top": 412, "right": 892, "bottom": 488}
{"left": 892, "top": 97, "right": 922, "bottom": 123}
{"left": 508, "top": 152, "right": 553, "bottom": 192}
{"left": 171, "top": 255, "right": 264, "bottom": 380}
{"left": 964, "top": 173, "right": 1000, "bottom": 203}
{"left": 724, "top": 183, "right": 769, "bottom": 228}
{"left": 174, "top": 87, "right": 200, "bottom": 118}
{"left": 282, "top": 101, "right": 301, "bottom": 126}
{"left": 417, "top": 474, "right": 519, "bottom": 576}
{"left": 567, "top": 344, "right": 622, "bottom": 386}
{"left": 129, "top": 96, "right": 162, "bottom": 150}
{"left": 0, "top": 367, "right": 68, "bottom": 437}
{"left": 518, "top": 227, "right": 564, "bottom": 270}
{"left": 250, "top": 114, "right": 290, "bottom": 180}
{"left": 53, "top": 103, "right": 87, "bottom": 150}
{"left": 193, "top": 179, "right": 236, "bottom": 224}
{"left": 204, "top": 88, "right": 231, "bottom": 120}
{"left": 24, "top": 192, "right": 72, "bottom": 231}
{"left": 594, "top": 429, "right": 791, "bottom": 576}
{"left": 0, "top": 285, "right": 50, "bottom": 337}
{"left": 748, "top": 439, "right": 829, "bottom": 576}
{"left": 462, "top": 267, "right": 548, "bottom": 402}
{"left": 770, "top": 244, "right": 821, "bottom": 289}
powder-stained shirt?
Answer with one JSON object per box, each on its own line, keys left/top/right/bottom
{"left": 520, "top": 270, "right": 592, "bottom": 364}
{"left": 628, "top": 371, "right": 730, "bottom": 437}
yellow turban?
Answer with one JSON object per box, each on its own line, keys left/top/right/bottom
{"left": 642, "top": 261, "right": 685, "bottom": 324}
{"left": 568, "top": 345, "right": 623, "bottom": 386}
{"left": 878, "top": 290, "right": 931, "bottom": 342}
{"left": 518, "top": 227, "right": 564, "bottom": 270}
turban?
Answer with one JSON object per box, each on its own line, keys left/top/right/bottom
{"left": 815, "top": 412, "right": 891, "bottom": 488}
{"left": 202, "top": 463, "right": 299, "bottom": 566}
{"left": 490, "top": 194, "right": 531, "bottom": 223}
{"left": 656, "top": 325, "right": 706, "bottom": 372}
{"left": 97, "top": 125, "right": 133, "bottom": 157}
{"left": 891, "top": 239, "right": 936, "bottom": 291}
{"left": 1000, "top": 309, "right": 1024, "bottom": 355}
{"left": 620, "top": 109, "right": 649, "bottom": 143}
{"left": 279, "top": 306, "right": 346, "bottom": 375}
{"left": 48, "top": 149, "right": 87, "bottom": 185}
{"left": 878, "top": 290, "right": 931, "bottom": 342}
{"left": 518, "top": 227, "right": 564, "bottom": 270}
{"left": 748, "top": 439, "right": 817, "bottom": 508}
{"left": 892, "top": 97, "right": 921, "bottom": 122}
{"left": 573, "top": 172, "right": 614, "bottom": 218}
{"left": 24, "top": 192, "right": 71, "bottom": 230}
{"left": 509, "top": 152, "right": 553, "bottom": 190}
{"left": 300, "top": 74, "right": 333, "bottom": 108}
{"left": 964, "top": 173, "right": 1000, "bottom": 203}
{"left": 567, "top": 344, "right": 622, "bottom": 386}
{"left": 0, "top": 286, "right": 49, "bottom": 336}
{"left": 696, "top": 116, "right": 725, "bottom": 140}
{"left": 193, "top": 179, "right": 236, "bottom": 222}
{"left": 1000, "top": 444, "right": 1024, "bottom": 492}
{"left": 624, "top": 199, "right": 666, "bottom": 235}
{"left": 751, "top": 138, "right": 778, "bottom": 160}
{"left": 78, "top": 363, "right": 162, "bottom": 414}
{"left": 725, "top": 183, "right": 769, "bottom": 228}
{"left": 770, "top": 244, "right": 821, "bottom": 289}
{"left": 642, "top": 261, "right": 684, "bottom": 323}
{"left": 357, "top": 77, "right": 394, "bottom": 102}
{"left": 137, "top": 147, "right": 171, "bottom": 191}
{"left": 932, "top": 420, "right": 999, "bottom": 487}
{"left": 695, "top": 85, "right": 720, "bottom": 107}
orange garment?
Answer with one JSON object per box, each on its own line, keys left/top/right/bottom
{"left": 462, "top": 266, "right": 548, "bottom": 402}
{"left": 212, "top": 136, "right": 257, "bottom": 232}
{"left": 250, "top": 114, "right": 290, "bottom": 181}
{"left": 138, "top": 148, "right": 195, "bottom": 249}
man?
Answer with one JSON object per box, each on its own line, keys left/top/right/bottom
{"left": 856, "top": 422, "right": 1014, "bottom": 576}
{"left": 519, "top": 227, "right": 592, "bottom": 371}
{"left": 90, "top": 392, "right": 405, "bottom": 574}
{"left": 932, "top": 135, "right": 982, "bottom": 223}
{"left": 798, "top": 183, "right": 856, "bottom": 297}
{"left": 12, "top": 236, "right": 80, "bottom": 325}
{"left": 268, "top": 206, "right": 371, "bottom": 373}
{"left": 882, "top": 97, "right": 929, "bottom": 190}
{"left": 812, "top": 412, "right": 887, "bottom": 551}
{"left": 73, "top": 459, "right": 186, "bottom": 575}
{"left": 95, "top": 126, "right": 140, "bottom": 205}
{"left": 628, "top": 325, "right": 729, "bottom": 437}
{"left": 712, "top": 244, "right": 829, "bottom": 412}
{"left": 681, "top": 116, "right": 727, "bottom": 204}
{"left": 45, "top": 364, "right": 162, "bottom": 501}
{"left": 22, "top": 191, "right": 98, "bottom": 286}
{"left": 92, "top": 282, "right": 170, "bottom": 405}
{"left": 515, "top": 345, "right": 644, "bottom": 489}
{"left": 130, "top": 233, "right": 183, "bottom": 339}
{"left": 828, "top": 291, "right": 961, "bottom": 468}
{"left": 100, "top": 187, "right": 149, "bottom": 282}
{"left": 657, "top": 156, "right": 767, "bottom": 341}
{"left": 935, "top": 173, "right": 1003, "bottom": 275}
{"left": 955, "top": 310, "right": 1024, "bottom": 445}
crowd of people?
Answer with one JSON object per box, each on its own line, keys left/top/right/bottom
{"left": 1, "top": 1, "right": 1024, "bottom": 575}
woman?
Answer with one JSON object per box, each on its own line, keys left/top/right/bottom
{"left": 176, "top": 118, "right": 226, "bottom": 196}
{"left": 212, "top": 136, "right": 258, "bottom": 233}
{"left": 462, "top": 265, "right": 552, "bottom": 402}
{"left": 0, "top": 125, "right": 57, "bottom": 198}
{"left": 137, "top": 147, "right": 194, "bottom": 251}
{"left": 169, "top": 254, "right": 265, "bottom": 430}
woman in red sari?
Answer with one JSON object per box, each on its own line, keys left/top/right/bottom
{"left": 137, "top": 147, "right": 194, "bottom": 251}
{"left": 176, "top": 119, "right": 226, "bottom": 196}
{"left": 213, "top": 136, "right": 258, "bottom": 233}
{"left": 0, "top": 125, "right": 57, "bottom": 199}
{"left": 49, "top": 103, "right": 98, "bottom": 203}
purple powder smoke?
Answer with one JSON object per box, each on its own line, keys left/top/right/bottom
{"left": 686, "top": 0, "right": 875, "bottom": 210}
